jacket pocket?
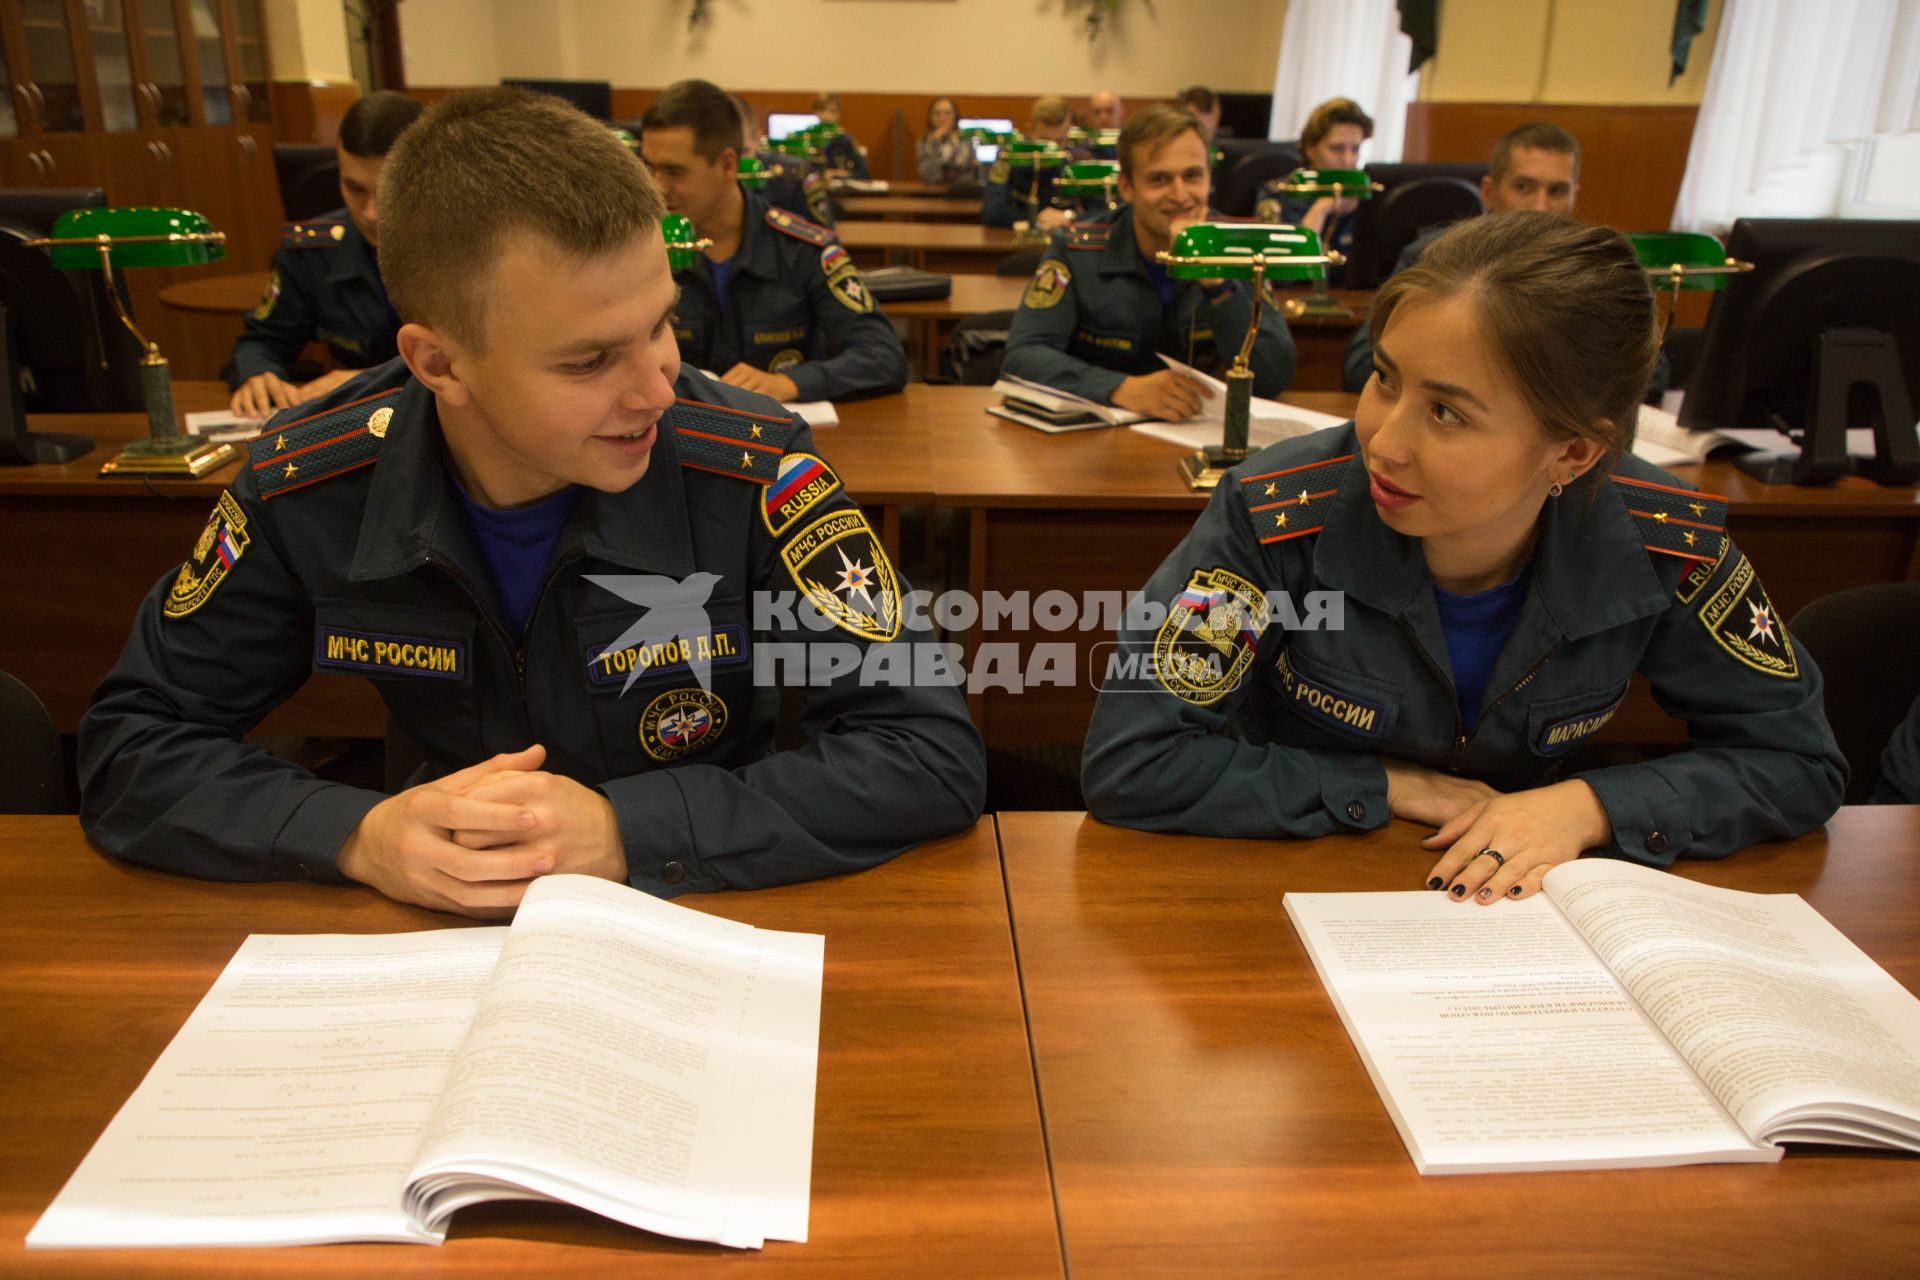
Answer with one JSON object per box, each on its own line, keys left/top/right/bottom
{"left": 573, "top": 600, "right": 753, "bottom": 771}
{"left": 1527, "top": 682, "right": 1630, "bottom": 757}
{"left": 1266, "top": 646, "right": 1403, "bottom": 746}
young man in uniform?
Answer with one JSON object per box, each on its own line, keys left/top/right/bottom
{"left": 981, "top": 96, "right": 1083, "bottom": 230}
{"left": 641, "top": 79, "right": 906, "bottom": 403}
{"left": 80, "top": 88, "right": 984, "bottom": 918}
{"left": 225, "top": 91, "right": 423, "bottom": 417}
{"left": 1000, "top": 104, "right": 1297, "bottom": 423}
{"left": 1341, "top": 122, "right": 1583, "bottom": 391}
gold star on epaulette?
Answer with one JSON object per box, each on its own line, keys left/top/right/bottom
{"left": 283, "top": 462, "right": 299, "bottom": 479}
{"left": 1274, "top": 512, "right": 1288, "bottom": 528}
{"left": 1683, "top": 531, "right": 1697, "bottom": 546}
{"left": 274, "top": 435, "right": 286, "bottom": 451}
{"left": 740, "top": 450, "right": 754, "bottom": 469}
{"left": 1654, "top": 511, "right": 1669, "bottom": 523}
{"left": 1689, "top": 502, "right": 1706, "bottom": 517}
{"left": 1264, "top": 482, "right": 1277, "bottom": 496}
{"left": 1297, "top": 489, "right": 1310, "bottom": 505}
{"left": 750, "top": 425, "right": 764, "bottom": 440}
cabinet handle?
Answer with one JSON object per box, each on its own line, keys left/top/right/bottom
{"left": 146, "top": 141, "right": 162, "bottom": 166}
{"left": 38, "top": 149, "right": 56, "bottom": 179}
{"left": 12, "top": 84, "right": 34, "bottom": 128}
{"left": 238, "top": 133, "right": 256, "bottom": 161}
{"left": 158, "top": 141, "right": 173, "bottom": 167}
{"left": 26, "top": 150, "right": 46, "bottom": 182}
{"left": 28, "top": 83, "right": 46, "bottom": 123}
{"left": 232, "top": 83, "right": 252, "bottom": 116}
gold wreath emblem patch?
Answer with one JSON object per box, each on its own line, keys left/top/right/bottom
{"left": 164, "top": 491, "right": 251, "bottom": 620}
{"left": 780, "top": 507, "right": 901, "bottom": 642}
{"left": 1023, "top": 260, "right": 1072, "bottom": 310}
{"left": 1698, "top": 554, "right": 1798, "bottom": 679}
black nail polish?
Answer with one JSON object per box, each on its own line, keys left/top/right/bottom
{"left": 1450, "top": 884, "right": 1466, "bottom": 897}
{"left": 1509, "top": 885, "right": 1522, "bottom": 896}
{"left": 1427, "top": 877, "right": 1444, "bottom": 890}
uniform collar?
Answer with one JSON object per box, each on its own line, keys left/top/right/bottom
{"left": 1311, "top": 430, "right": 1671, "bottom": 640}
{"left": 322, "top": 211, "right": 377, "bottom": 287}
{"left": 349, "top": 372, "right": 696, "bottom": 584}
{"left": 730, "top": 186, "right": 785, "bottom": 282}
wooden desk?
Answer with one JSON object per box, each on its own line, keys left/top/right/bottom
{"left": 159, "top": 270, "right": 272, "bottom": 315}
{"left": 0, "top": 817, "right": 1061, "bottom": 1278}
{"left": 836, "top": 222, "right": 1023, "bottom": 274}
{"left": 840, "top": 196, "right": 981, "bottom": 221}
{"left": 4, "top": 384, "right": 932, "bottom": 736}
{"left": 882, "top": 275, "right": 1025, "bottom": 378}
{"left": 1000, "top": 806, "right": 1920, "bottom": 1280}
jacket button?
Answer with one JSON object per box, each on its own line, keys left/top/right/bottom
{"left": 1644, "top": 831, "right": 1669, "bottom": 856}
{"left": 293, "top": 861, "right": 311, "bottom": 880}
{"left": 1346, "top": 800, "right": 1366, "bottom": 823}
{"left": 662, "top": 861, "right": 686, "bottom": 885}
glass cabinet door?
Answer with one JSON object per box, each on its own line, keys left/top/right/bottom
{"left": 231, "top": 0, "right": 269, "bottom": 123}
{"left": 84, "top": 0, "right": 140, "bottom": 132}
{"left": 184, "top": 0, "right": 230, "bottom": 125}
{"left": 20, "top": 0, "right": 86, "bottom": 132}
{"left": 137, "top": 0, "right": 191, "bottom": 126}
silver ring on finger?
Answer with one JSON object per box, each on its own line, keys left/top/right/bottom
{"left": 1478, "top": 849, "right": 1505, "bottom": 869}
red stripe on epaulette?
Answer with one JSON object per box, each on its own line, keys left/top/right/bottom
{"left": 252, "top": 425, "right": 368, "bottom": 471}
{"left": 1624, "top": 508, "right": 1722, "bottom": 534}
{"left": 764, "top": 208, "right": 835, "bottom": 247}
{"left": 1247, "top": 484, "right": 1340, "bottom": 514}
{"left": 1647, "top": 544, "right": 1716, "bottom": 563}
{"left": 259, "top": 457, "right": 378, "bottom": 500}
{"left": 1261, "top": 523, "right": 1329, "bottom": 545}
{"left": 674, "top": 426, "right": 784, "bottom": 455}
{"left": 1613, "top": 474, "right": 1728, "bottom": 504}
{"left": 266, "top": 388, "right": 400, "bottom": 434}
{"left": 672, "top": 397, "right": 795, "bottom": 424}
{"left": 1240, "top": 453, "right": 1358, "bottom": 484}
{"left": 680, "top": 460, "right": 775, "bottom": 485}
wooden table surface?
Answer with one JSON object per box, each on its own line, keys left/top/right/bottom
{"left": 881, "top": 273, "right": 1025, "bottom": 321}
{"left": 159, "top": 270, "right": 270, "bottom": 315}
{"left": 1001, "top": 806, "right": 1920, "bottom": 1280}
{"left": 840, "top": 196, "right": 982, "bottom": 221}
{"left": 0, "top": 817, "right": 1061, "bottom": 1278}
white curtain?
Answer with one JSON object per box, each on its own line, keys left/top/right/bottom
{"left": 1673, "top": 0, "right": 1920, "bottom": 232}
{"left": 1266, "top": 0, "right": 1418, "bottom": 162}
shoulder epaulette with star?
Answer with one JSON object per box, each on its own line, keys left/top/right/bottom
{"left": 1613, "top": 474, "right": 1726, "bottom": 562}
{"left": 1065, "top": 223, "right": 1113, "bottom": 251}
{"left": 282, "top": 219, "right": 347, "bottom": 250}
{"left": 669, "top": 397, "right": 802, "bottom": 485}
{"left": 764, "top": 206, "right": 836, "bottom": 249}
{"left": 248, "top": 388, "right": 399, "bottom": 500}
{"left": 1238, "top": 452, "right": 1363, "bottom": 544}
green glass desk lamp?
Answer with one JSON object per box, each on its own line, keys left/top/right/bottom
{"left": 1625, "top": 230, "right": 1753, "bottom": 337}
{"left": 1004, "top": 139, "right": 1070, "bottom": 242}
{"left": 1068, "top": 126, "right": 1120, "bottom": 155}
{"left": 1157, "top": 222, "right": 1333, "bottom": 490}
{"left": 28, "top": 206, "right": 229, "bottom": 477}
{"left": 1054, "top": 160, "right": 1120, "bottom": 212}
{"left": 1265, "top": 168, "right": 1378, "bottom": 320}
{"left": 661, "top": 213, "right": 713, "bottom": 270}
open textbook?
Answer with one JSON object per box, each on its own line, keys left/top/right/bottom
{"left": 1286, "top": 859, "right": 1920, "bottom": 1174}
{"left": 989, "top": 373, "right": 1148, "bottom": 433}
{"left": 28, "top": 875, "right": 824, "bottom": 1250}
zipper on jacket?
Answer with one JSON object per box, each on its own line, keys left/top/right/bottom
{"left": 1460, "top": 638, "right": 1565, "bottom": 761}
{"left": 1397, "top": 613, "right": 1467, "bottom": 765}
{"left": 424, "top": 552, "right": 528, "bottom": 702}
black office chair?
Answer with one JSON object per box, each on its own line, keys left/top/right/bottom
{"left": 938, "top": 309, "right": 1016, "bottom": 385}
{"left": 1790, "top": 583, "right": 1920, "bottom": 804}
{"left": 272, "top": 144, "right": 342, "bottom": 222}
{"left": 1214, "top": 143, "right": 1305, "bottom": 217}
{"left": 0, "top": 670, "right": 66, "bottom": 814}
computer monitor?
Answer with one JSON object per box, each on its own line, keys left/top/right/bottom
{"left": 0, "top": 188, "right": 143, "bottom": 426}
{"left": 767, "top": 113, "right": 820, "bottom": 141}
{"left": 960, "top": 117, "right": 1015, "bottom": 164}
{"left": 271, "top": 143, "right": 340, "bottom": 223}
{"left": 1681, "top": 218, "right": 1920, "bottom": 485}
{"left": 500, "top": 78, "right": 613, "bottom": 120}
{"left": 1214, "top": 92, "right": 1274, "bottom": 143}
{"left": 1341, "top": 162, "right": 1487, "bottom": 289}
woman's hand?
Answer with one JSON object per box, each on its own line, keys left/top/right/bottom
{"left": 1421, "top": 780, "right": 1612, "bottom": 903}
{"left": 1383, "top": 758, "right": 1500, "bottom": 828}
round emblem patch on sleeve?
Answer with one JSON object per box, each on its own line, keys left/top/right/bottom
{"left": 1151, "top": 567, "right": 1267, "bottom": 704}
{"left": 780, "top": 507, "right": 901, "bottom": 641}
{"left": 1023, "top": 260, "right": 1072, "bottom": 310}
{"left": 1697, "top": 554, "right": 1799, "bottom": 679}
{"left": 250, "top": 269, "right": 281, "bottom": 321}
{"left": 163, "top": 491, "right": 251, "bottom": 620}
{"left": 639, "top": 687, "right": 728, "bottom": 761}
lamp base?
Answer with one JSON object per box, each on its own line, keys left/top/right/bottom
{"left": 99, "top": 437, "right": 239, "bottom": 478}
{"left": 1283, "top": 292, "right": 1353, "bottom": 321}
{"left": 1178, "top": 444, "right": 1250, "bottom": 492}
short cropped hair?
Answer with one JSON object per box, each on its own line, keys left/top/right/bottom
{"left": 1369, "top": 212, "right": 1657, "bottom": 463}
{"left": 1117, "top": 103, "right": 1205, "bottom": 178}
{"left": 1180, "top": 85, "right": 1218, "bottom": 114}
{"left": 641, "top": 79, "right": 743, "bottom": 163}
{"left": 337, "top": 91, "right": 423, "bottom": 159}
{"left": 811, "top": 92, "right": 840, "bottom": 113}
{"left": 379, "top": 87, "right": 665, "bottom": 352}
{"left": 1300, "top": 97, "right": 1374, "bottom": 151}
{"left": 1029, "top": 96, "right": 1071, "bottom": 129}
{"left": 1489, "top": 121, "right": 1581, "bottom": 184}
